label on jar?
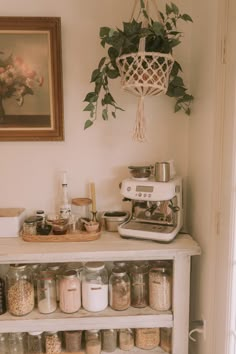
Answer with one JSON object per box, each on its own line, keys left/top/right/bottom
{"left": 82, "top": 282, "right": 108, "bottom": 312}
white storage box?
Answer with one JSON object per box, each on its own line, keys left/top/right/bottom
{"left": 0, "top": 208, "right": 26, "bottom": 237}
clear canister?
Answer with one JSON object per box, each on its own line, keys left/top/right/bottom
{"left": 46, "top": 263, "right": 64, "bottom": 302}
{"left": 64, "top": 262, "right": 83, "bottom": 279}
{"left": 6, "top": 264, "right": 35, "bottom": 316}
{"left": 0, "top": 333, "right": 8, "bottom": 354}
{"left": 23, "top": 217, "right": 37, "bottom": 235}
{"left": 85, "top": 330, "right": 101, "bottom": 354}
{"left": 82, "top": 262, "right": 108, "bottom": 312}
{"left": 149, "top": 266, "right": 172, "bottom": 311}
{"left": 118, "top": 329, "right": 134, "bottom": 351}
{"left": 64, "top": 330, "right": 82, "bottom": 352}
{"left": 8, "top": 332, "right": 26, "bottom": 354}
{"left": 109, "top": 267, "right": 130, "bottom": 311}
{"left": 45, "top": 331, "right": 62, "bottom": 353}
{"left": 135, "top": 328, "right": 160, "bottom": 349}
{"left": 160, "top": 328, "right": 172, "bottom": 353}
{"left": 102, "top": 329, "right": 117, "bottom": 352}
{"left": 28, "top": 331, "right": 44, "bottom": 353}
{"left": 59, "top": 269, "right": 81, "bottom": 313}
{"left": 129, "top": 261, "right": 149, "bottom": 308}
{"left": 37, "top": 271, "right": 57, "bottom": 314}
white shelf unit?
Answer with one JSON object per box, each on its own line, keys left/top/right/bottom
{"left": 0, "top": 232, "right": 201, "bottom": 354}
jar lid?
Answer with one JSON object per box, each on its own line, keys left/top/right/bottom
{"left": 85, "top": 262, "right": 105, "bottom": 271}
{"left": 111, "top": 267, "right": 127, "bottom": 276}
{"left": 39, "top": 270, "right": 55, "bottom": 280}
{"left": 25, "top": 215, "right": 43, "bottom": 224}
{"left": 28, "top": 331, "right": 43, "bottom": 335}
{"left": 63, "top": 269, "right": 77, "bottom": 278}
{"left": 10, "top": 264, "right": 27, "bottom": 269}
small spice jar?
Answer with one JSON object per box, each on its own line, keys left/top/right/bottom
{"left": 23, "top": 216, "right": 38, "bottom": 235}
{"left": 0, "top": 333, "right": 8, "bottom": 354}
{"left": 28, "top": 331, "right": 44, "bottom": 353}
{"left": 8, "top": 332, "right": 26, "bottom": 354}
{"left": 6, "top": 264, "right": 35, "bottom": 316}
{"left": 129, "top": 261, "right": 149, "bottom": 308}
{"left": 64, "top": 330, "right": 82, "bottom": 352}
{"left": 45, "top": 331, "right": 62, "bottom": 354}
{"left": 85, "top": 330, "right": 101, "bottom": 354}
{"left": 135, "top": 328, "right": 160, "bottom": 350}
{"left": 109, "top": 267, "right": 130, "bottom": 311}
{"left": 37, "top": 271, "right": 57, "bottom": 314}
{"left": 102, "top": 329, "right": 117, "bottom": 352}
{"left": 149, "top": 266, "right": 172, "bottom": 311}
{"left": 82, "top": 262, "right": 108, "bottom": 312}
{"left": 160, "top": 328, "right": 172, "bottom": 353}
{"left": 118, "top": 329, "right": 134, "bottom": 351}
{"left": 0, "top": 277, "right": 7, "bottom": 315}
{"left": 59, "top": 269, "right": 81, "bottom": 313}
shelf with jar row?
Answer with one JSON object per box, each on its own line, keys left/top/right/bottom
{"left": 0, "top": 231, "right": 201, "bottom": 354}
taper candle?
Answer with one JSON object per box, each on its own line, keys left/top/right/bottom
{"left": 90, "top": 182, "right": 96, "bottom": 213}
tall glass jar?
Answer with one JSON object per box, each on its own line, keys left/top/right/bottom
{"left": 0, "top": 277, "right": 6, "bottom": 315}
{"left": 6, "top": 264, "right": 34, "bottom": 316}
{"left": 149, "top": 266, "right": 172, "bottom": 311}
{"left": 28, "top": 331, "right": 44, "bottom": 353}
{"left": 64, "top": 330, "right": 82, "bottom": 352}
{"left": 160, "top": 328, "right": 172, "bottom": 353}
{"left": 85, "top": 330, "right": 101, "bottom": 354}
{"left": 46, "top": 263, "right": 64, "bottom": 302}
{"left": 8, "top": 332, "right": 26, "bottom": 354}
{"left": 109, "top": 267, "right": 130, "bottom": 311}
{"left": 37, "top": 271, "right": 57, "bottom": 314}
{"left": 135, "top": 328, "right": 160, "bottom": 349}
{"left": 59, "top": 269, "right": 81, "bottom": 313}
{"left": 129, "top": 261, "right": 149, "bottom": 308}
{"left": 102, "top": 329, "right": 117, "bottom": 352}
{"left": 118, "top": 329, "right": 134, "bottom": 351}
{"left": 45, "top": 331, "right": 62, "bottom": 354}
{"left": 0, "top": 333, "right": 8, "bottom": 354}
{"left": 82, "top": 262, "right": 108, "bottom": 312}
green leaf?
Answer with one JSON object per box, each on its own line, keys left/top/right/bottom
{"left": 91, "top": 69, "right": 101, "bottom": 82}
{"left": 84, "top": 102, "right": 95, "bottom": 112}
{"left": 84, "top": 120, "right": 94, "bottom": 129}
{"left": 174, "top": 103, "right": 181, "bottom": 113}
{"left": 84, "top": 92, "right": 98, "bottom": 103}
{"left": 100, "top": 27, "right": 110, "bottom": 38}
{"left": 181, "top": 14, "right": 193, "bottom": 22}
{"left": 98, "top": 57, "right": 106, "bottom": 70}
{"left": 152, "top": 22, "right": 164, "bottom": 37}
{"left": 172, "top": 76, "right": 184, "bottom": 87}
{"left": 169, "top": 38, "right": 181, "bottom": 49}
{"left": 171, "top": 2, "right": 179, "bottom": 15}
{"left": 102, "top": 108, "right": 108, "bottom": 120}
{"left": 140, "top": 0, "right": 145, "bottom": 9}
{"left": 112, "top": 111, "right": 116, "bottom": 118}
{"left": 173, "top": 86, "right": 187, "bottom": 97}
{"left": 185, "top": 107, "right": 191, "bottom": 115}
{"left": 166, "top": 4, "right": 172, "bottom": 15}
{"left": 106, "top": 68, "right": 120, "bottom": 79}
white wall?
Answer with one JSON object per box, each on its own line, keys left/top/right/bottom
{"left": 0, "top": 0, "right": 190, "bottom": 217}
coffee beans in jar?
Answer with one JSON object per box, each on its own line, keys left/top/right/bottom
{"left": 149, "top": 266, "right": 172, "bottom": 311}
{"left": 109, "top": 267, "right": 130, "bottom": 311}
{"left": 135, "top": 328, "right": 160, "bottom": 350}
{"left": 45, "top": 331, "right": 62, "bottom": 353}
{"left": 6, "top": 264, "right": 34, "bottom": 316}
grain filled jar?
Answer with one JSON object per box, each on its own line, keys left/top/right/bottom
{"left": 6, "top": 264, "right": 34, "bottom": 316}
{"left": 129, "top": 261, "right": 149, "bottom": 308}
{"left": 37, "top": 271, "right": 57, "bottom": 314}
{"left": 8, "top": 332, "right": 26, "bottom": 354}
{"left": 0, "top": 333, "right": 8, "bottom": 354}
{"left": 102, "top": 329, "right": 117, "bottom": 352}
{"left": 45, "top": 331, "right": 62, "bottom": 353}
{"left": 59, "top": 269, "right": 81, "bottom": 313}
{"left": 118, "top": 329, "right": 134, "bottom": 351}
{"left": 64, "top": 330, "right": 82, "bottom": 352}
{"left": 135, "top": 328, "right": 160, "bottom": 349}
{"left": 109, "top": 267, "right": 130, "bottom": 311}
{"left": 82, "top": 262, "right": 108, "bottom": 312}
{"left": 149, "top": 266, "right": 172, "bottom": 311}
{"left": 85, "top": 330, "right": 101, "bottom": 354}
{"left": 28, "top": 331, "right": 44, "bottom": 353}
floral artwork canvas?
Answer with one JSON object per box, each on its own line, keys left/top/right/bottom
{"left": 0, "top": 17, "right": 63, "bottom": 141}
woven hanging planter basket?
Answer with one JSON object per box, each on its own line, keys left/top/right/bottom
{"left": 116, "top": 0, "right": 175, "bottom": 142}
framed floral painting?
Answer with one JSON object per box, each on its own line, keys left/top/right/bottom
{"left": 0, "top": 17, "right": 64, "bottom": 141}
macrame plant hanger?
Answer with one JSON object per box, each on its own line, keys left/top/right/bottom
{"left": 116, "top": 0, "right": 174, "bottom": 142}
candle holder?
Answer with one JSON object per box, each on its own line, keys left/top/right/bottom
{"left": 91, "top": 211, "right": 97, "bottom": 222}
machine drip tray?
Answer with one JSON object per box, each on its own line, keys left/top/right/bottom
{"left": 121, "top": 220, "right": 176, "bottom": 234}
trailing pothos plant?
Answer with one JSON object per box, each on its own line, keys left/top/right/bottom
{"left": 83, "top": 1, "right": 193, "bottom": 129}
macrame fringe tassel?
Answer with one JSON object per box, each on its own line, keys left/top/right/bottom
{"left": 133, "top": 96, "right": 146, "bottom": 142}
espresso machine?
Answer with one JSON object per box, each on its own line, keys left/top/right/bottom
{"left": 118, "top": 176, "right": 183, "bottom": 242}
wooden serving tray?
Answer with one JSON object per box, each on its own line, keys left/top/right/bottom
{"left": 22, "top": 229, "right": 101, "bottom": 242}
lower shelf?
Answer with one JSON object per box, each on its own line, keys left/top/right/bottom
{"left": 0, "top": 306, "right": 173, "bottom": 333}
